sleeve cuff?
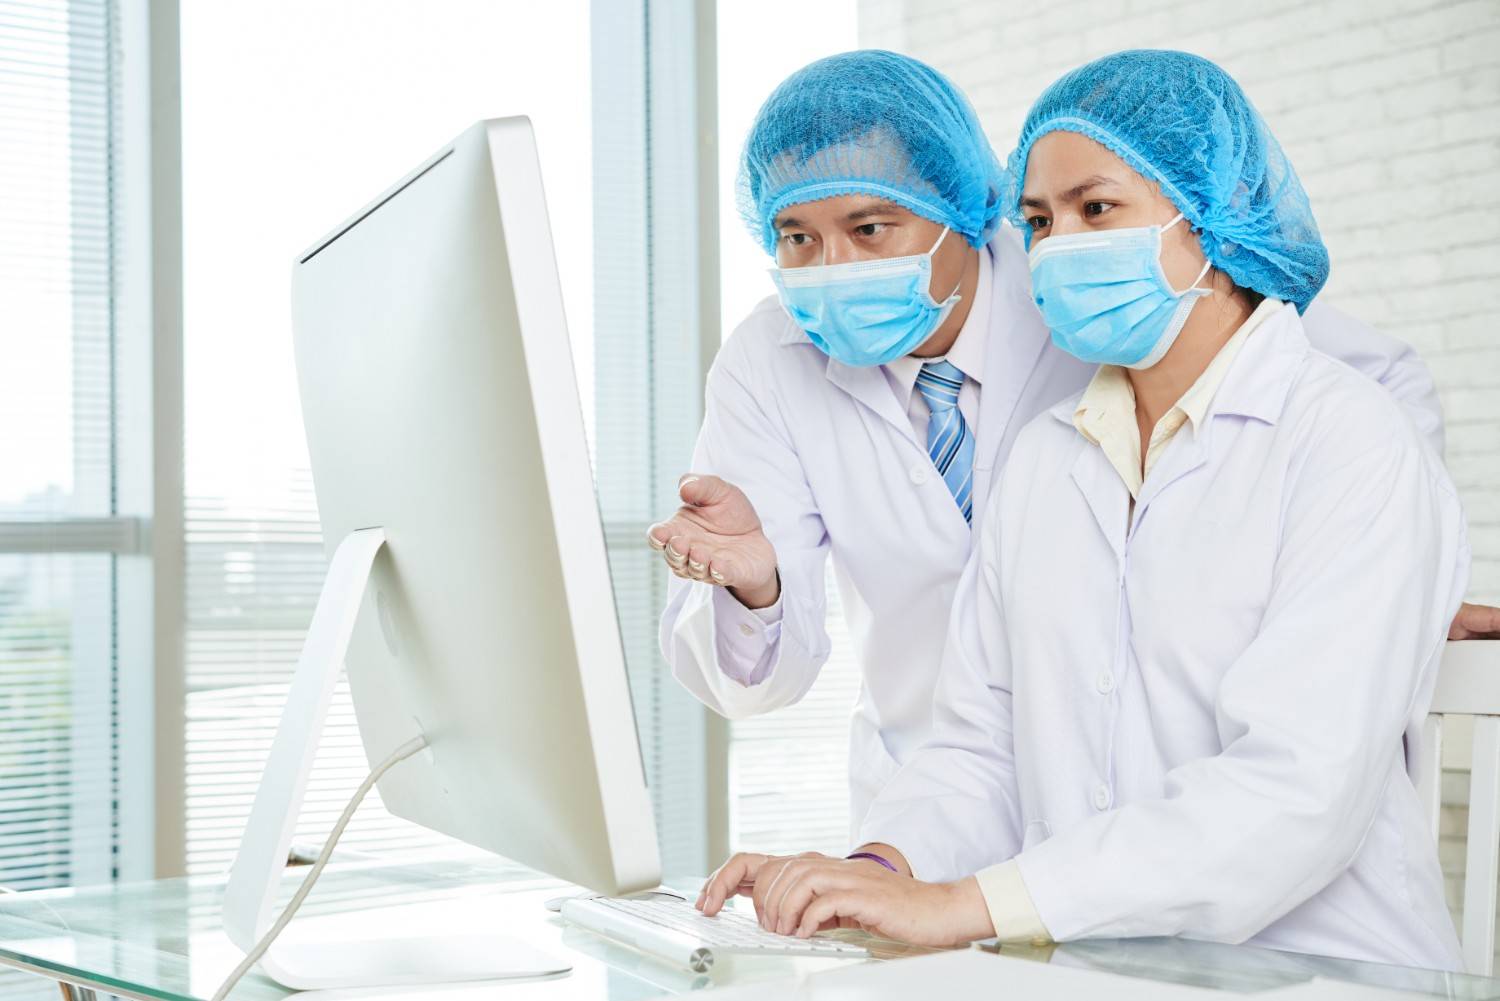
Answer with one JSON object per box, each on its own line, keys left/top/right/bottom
{"left": 974, "top": 860, "right": 1051, "bottom": 945}
{"left": 710, "top": 585, "right": 782, "bottom": 686}
{"left": 746, "top": 591, "right": 785, "bottom": 625}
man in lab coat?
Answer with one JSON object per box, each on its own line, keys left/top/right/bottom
{"left": 649, "top": 50, "right": 1499, "bottom": 834}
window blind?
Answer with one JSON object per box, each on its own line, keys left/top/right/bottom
{"left": 177, "top": 1, "right": 594, "bottom": 877}
{"left": 182, "top": 472, "right": 466, "bottom": 875}
{"left": 0, "top": 0, "right": 122, "bottom": 900}
{"left": 730, "top": 579, "right": 860, "bottom": 856}
{"left": 592, "top": 0, "right": 721, "bottom": 877}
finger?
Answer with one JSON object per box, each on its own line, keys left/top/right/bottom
{"left": 700, "top": 856, "right": 746, "bottom": 914}
{"left": 701, "top": 854, "right": 766, "bottom": 916}
{"left": 679, "top": 473, "right": 733, "bottom": 508}
{"left": 750, "top": 856, "right": 796, "bottom": 926}
{"left": 771, "top": 865, "right": 842, "bottom": 935}
{"left": 646, "top": 522, "right": 671, "bottom": 551}
{"left": 708, "top": 551, "right": 745, "bottom": 586}
{"left": 1454, "top": 602, "right": 1500, "bottom": 640}
{"left": 756, "top": 854, "right": 819, "bottom": 931}
{"left": 663, "top": 533, "right": 692, "bottom": 568}
{"left": 696, "top": 874, "right": 751, "bottom": 909}
{"left": 797, "top": 892, "right": 866, "bottom": 939}
{"left": 686, "top": 542, "right": 714, "bottom": 582}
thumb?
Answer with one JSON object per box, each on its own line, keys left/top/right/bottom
{"left": 679, "top": 473, "right": 734, "bottom": 508}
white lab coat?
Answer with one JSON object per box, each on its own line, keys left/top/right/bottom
{"left": 660, "top": 226, "right": 1447, "bottom": 832}
{"left": 859, "top": 304, "right": 1468, "bottom": 969}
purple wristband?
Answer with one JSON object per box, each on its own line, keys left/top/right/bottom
{"left": 846, "top": 851, "right": 898, "bottom": 873}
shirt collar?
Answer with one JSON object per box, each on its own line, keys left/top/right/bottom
{"left": 1174, "top": 296, "right": 1283, "bottom": 428}
{"left": 884, "top": 244, "right": 992, "bottom": 403}
{"left": 1073, "top": 296, "right": 1285, "bottom": 441}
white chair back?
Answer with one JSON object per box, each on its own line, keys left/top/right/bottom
{"left": 1419, "top": 640, "right": 1500, "bottom": 975}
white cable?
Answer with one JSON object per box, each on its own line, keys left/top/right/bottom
{"left": 0, "top": 884, "right": 72, "bottom": 933}
{"left": 212, "top": 735, "right": 429, "bottom": 1001}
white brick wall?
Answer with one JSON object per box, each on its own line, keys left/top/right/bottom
{"left": 859, "top": 0, "right": 1500, "bottom": 604}
{"left": 858, "top": 0, "right": 1500, "bottom": 954}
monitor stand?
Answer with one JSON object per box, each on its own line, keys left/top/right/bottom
{"left": 221, "top": 527, "right": 572, "bottom": 990}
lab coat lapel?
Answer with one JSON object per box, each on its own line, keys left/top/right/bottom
{"left": 824, "top": 359, "right": 921, "bottom": 448}
{"left": 975, "top": 237, "right": 1053, "bottom": 471}
{"left": 1132, "top": 304, "right": 1307, "bottom": 529}
{"left": 1067, "top": 436, "right": 1129, "bottom": 560}
{"left": 972, "top": 237, "right": 1052, "bottom": 515}
{"left": 776, "top": 310, "right": 921, "bottom": 447}
{"left": 1132, "top": 428, "right": 1211, "bottom": 535}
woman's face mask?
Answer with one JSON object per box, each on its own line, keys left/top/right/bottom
{"left": 771, "top": 226, "right": 962, "bottom": 367}
{"left": 1028, "top": 213, "right": 1211, "bottom": 369}
{"left": 1018, "top": 130, "right": 1213, "bottom": 369}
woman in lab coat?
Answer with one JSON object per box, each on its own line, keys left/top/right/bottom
{"left": 696, "top": 50, "right": 1468, "bottom": 970}
{"left": 651, "top": 49, "right": 1494, "bottom": 838}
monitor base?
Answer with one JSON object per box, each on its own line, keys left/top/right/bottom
{"left": 256, "top": 933, "right": 570, "bottom": 991}
{"left": 219, "top": 527, "right": 575, "bottom": 990}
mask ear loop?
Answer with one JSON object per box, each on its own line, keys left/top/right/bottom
{"left": 1161, "top": 213, "right": 1212, "bottom": 296}
{"left": 927, "top": 226, "right": 966, "bottom": 304}
{"left": 1180, "top": 258, "right": 1212, "bottom": 294}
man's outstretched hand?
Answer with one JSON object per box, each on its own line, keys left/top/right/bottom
{"left": 647, "top": 474, "right": 780, "bottom": 609}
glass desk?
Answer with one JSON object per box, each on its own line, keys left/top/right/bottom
{"left": 0, "top": 855, "right": 1495, "bottom": 1000}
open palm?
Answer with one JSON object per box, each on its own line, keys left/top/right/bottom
{"left": 647, "top": 475, "right": 778, "bottom": 604}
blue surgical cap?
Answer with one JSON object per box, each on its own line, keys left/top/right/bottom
{"left": 1006, "top": 49, "right": 1330, "bottom": 312}
{"left": 738, "top": 50, "right": 1005, "bottom": 255}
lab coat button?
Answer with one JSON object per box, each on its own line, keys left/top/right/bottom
{"left": 738, "top": 622, "right": 756, "bottom": 637}
{"left": 909, "top": 464, "right": 929, "bottom": 485}
{"left": 1096, "top": 671, "right": 1115, "bottom": 694}
{"left": 1093, "top": 784, "right": 1112, "bottom": 811}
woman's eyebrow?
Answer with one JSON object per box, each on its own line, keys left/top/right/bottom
{"left": 1021, "top": 176, "right": 1119, "bottom": 211}
{"left": 1059, "top": 175, "right": 1120, "bottom": 202}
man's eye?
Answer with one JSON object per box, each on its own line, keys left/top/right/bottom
{"left": 1026, "top": 215, "right": 1050, "bottom": 231}
{"left": 1084, "top": 201, "right": 1112, "bottom": 217}
{"left": 782, "top": 233, "right": 810, "bottom": 246}
{"left": 854, "top": 223, "right": 885, "bottom": 237}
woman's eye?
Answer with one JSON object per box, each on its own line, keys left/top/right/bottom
{"left": 1026, "top": 215, "right": 1050, "bottom": 231}
{"left": 1083, "top": 201, "right": 1112, "bottom": 218}
{"left": 854, "top": 223, "right": 886, "bottom": 237}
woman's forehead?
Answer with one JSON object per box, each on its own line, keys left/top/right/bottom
{"left": 1023, "top": 131, "right": 1142, "bottom": 195}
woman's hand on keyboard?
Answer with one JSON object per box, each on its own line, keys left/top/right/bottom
{"left": 697, "top": 851, "right": 816, "bottom": 916}
{"left": 698, "top": 851, "right": 995, "bottom": 948}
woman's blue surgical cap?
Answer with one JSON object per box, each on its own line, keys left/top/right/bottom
{"left": 738, "top": 50, "right": 1005, "bottom": 254}
{"left": 1006, "top": 50, "right": 1330, "bottom": 312}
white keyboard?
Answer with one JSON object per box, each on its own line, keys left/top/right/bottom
{"left": 560, "top": 894, "right": 870, "bottom": 972}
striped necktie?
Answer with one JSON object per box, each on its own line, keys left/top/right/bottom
{"left": 915, "top": 359, "right": 975, "bottom": 524}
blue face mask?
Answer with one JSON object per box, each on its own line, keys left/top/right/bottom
{"left": 1028, "top": 213, "right": 1212, "bottom": 369}
{"left": 770, "top": 228, "right": 962, "bottom": 367}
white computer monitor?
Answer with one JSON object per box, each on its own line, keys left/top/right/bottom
{"left": 223, "top": 117, "right": 661, "bottom": 991}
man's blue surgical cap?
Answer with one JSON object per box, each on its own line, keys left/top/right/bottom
{"left": 1006, "top": 50, "right": 1330, "bottom": 312}
{"left": 738, "top": 50, "right": 1005, "bottom": 254}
